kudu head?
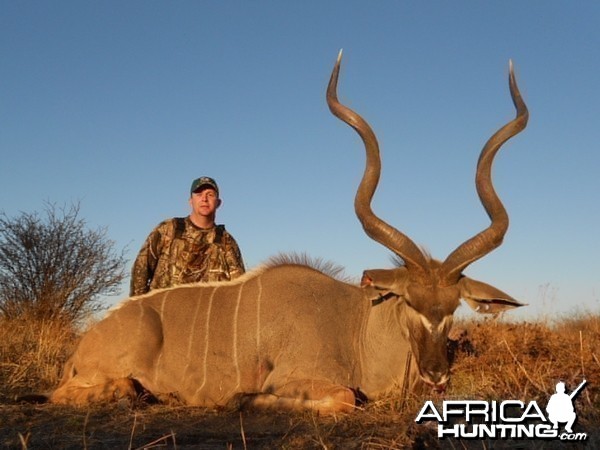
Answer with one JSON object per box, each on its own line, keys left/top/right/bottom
{"left": 327, "top": 51, "right": 529, "bottom": 389}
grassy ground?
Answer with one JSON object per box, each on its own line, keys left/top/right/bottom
{"left": 1, "top": 312, "right": 598, "bottom": 449}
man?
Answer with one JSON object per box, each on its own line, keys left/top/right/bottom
{"left": 546, "top": 382, "right": 577, "bottom": 433}
{"left": 130, "top": 176, "right": 245, "bottom": 296}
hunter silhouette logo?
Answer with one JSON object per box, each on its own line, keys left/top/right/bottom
{"left": 415, "top": 379, "right": 588, "bottom": 441}
{"left": 546, "top": 380, "right": 586, "bottom": 434}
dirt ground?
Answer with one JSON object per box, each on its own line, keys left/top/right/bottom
{"left": 0, "top": 402, "right": 423, "bottom": 449}
{"left": 2, "top": 399, "right": 597, "bottom": 449}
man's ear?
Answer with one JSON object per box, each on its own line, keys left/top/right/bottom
{"left": 216, "top": 198, "right": 222, "bottom": 208}
{"left": 458, "top": 276, "right": 526, "bottom": 314}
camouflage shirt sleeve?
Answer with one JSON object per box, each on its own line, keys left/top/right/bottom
{"left": 222, "top": 229, "right": 245, "bottom": 280}
{"left": 129, "top": 220, "right": 172, "bottom": 296}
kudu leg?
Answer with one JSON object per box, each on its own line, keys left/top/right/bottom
{"left": 238, "top": 380, "right": 357, "bottom": 414}
{"left": 50, "top": 377, "right": 138, "bottom": 406}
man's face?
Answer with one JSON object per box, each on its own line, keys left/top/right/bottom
{"left": 190, "top": 187, "right": 221, "bottom": 217}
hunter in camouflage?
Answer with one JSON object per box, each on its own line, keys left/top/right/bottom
{"left": 130, "top": 177, "right": 245, "bottom": 296}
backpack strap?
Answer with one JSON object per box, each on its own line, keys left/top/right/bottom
{"left": 214, "top": 224, "right": 225, "bottom": 244}
{"left": 174, "top": 217, "right": 186, "bottom": 240}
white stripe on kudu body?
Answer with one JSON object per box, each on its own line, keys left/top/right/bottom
{"left": 232, "top": 282, "right": 243, "bottom": 392}
{"left": 196, "top": 287, "right": 216, "bottom": 397}
{"left": 256, "top": 276, "right": 262, "bottom": 355}
{"left": 49, "top": 53, "right": 528, "bottom": 413}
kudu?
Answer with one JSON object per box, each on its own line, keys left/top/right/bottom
{"left": 49, "top": 53, "right": 528, "bottom": 413}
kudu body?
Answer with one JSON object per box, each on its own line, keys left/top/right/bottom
{"left": 50, "top": 53, "right": 528, "bottom": 413}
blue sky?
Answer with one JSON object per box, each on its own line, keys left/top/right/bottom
{"left": 2, "top": 1, "right": 599, "bottom": 318}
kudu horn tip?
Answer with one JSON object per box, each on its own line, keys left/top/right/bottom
{"left": 328, "top": 50, "right": 344, "bottom": 100}
{"left": 508, "top": 60, "right": 517, "bottom": 83}
{"left": 507, "top": 59, "right": 528, "bottom": 120}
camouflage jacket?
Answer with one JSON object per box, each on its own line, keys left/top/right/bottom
{"left": 130, "top": 217, "right": 245, "bottom": 296}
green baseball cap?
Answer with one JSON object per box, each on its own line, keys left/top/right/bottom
{"left": 190, "top": 177, "right": 219, "bottom": 196}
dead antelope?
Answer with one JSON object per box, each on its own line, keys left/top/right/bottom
{"left": 49, "top": 53, "right": 528, "bottom": 413}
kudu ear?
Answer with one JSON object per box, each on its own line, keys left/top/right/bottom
{"left": 458, "top": 277, "right": 526, "bottom": 314}
{"left": 361, "top": 268, "right": 409, "bottom": 302}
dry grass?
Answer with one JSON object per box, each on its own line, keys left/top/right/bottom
{"left": 0, "top": 315, "right": 77, "bottom": 401}
{"left": 1, "top": 312, "right": 598, "bottom": 449}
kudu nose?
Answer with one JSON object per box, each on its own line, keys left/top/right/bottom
{"left": 422, "top": 369, "right": 449, "bottom": 388}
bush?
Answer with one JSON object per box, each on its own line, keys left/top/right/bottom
{"left": 0, "top": 203, "right": 127, "bottom": 324}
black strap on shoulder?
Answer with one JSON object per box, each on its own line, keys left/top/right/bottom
{"left": 214, "top": 224, "right": 225, "bottom": 244}
{"left": 174, "top": 217, "right": 186, "bottom": 239}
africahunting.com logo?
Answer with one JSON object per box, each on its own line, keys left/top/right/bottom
{"left": 415, "top": 379, "right": 588, "bottom": 441}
